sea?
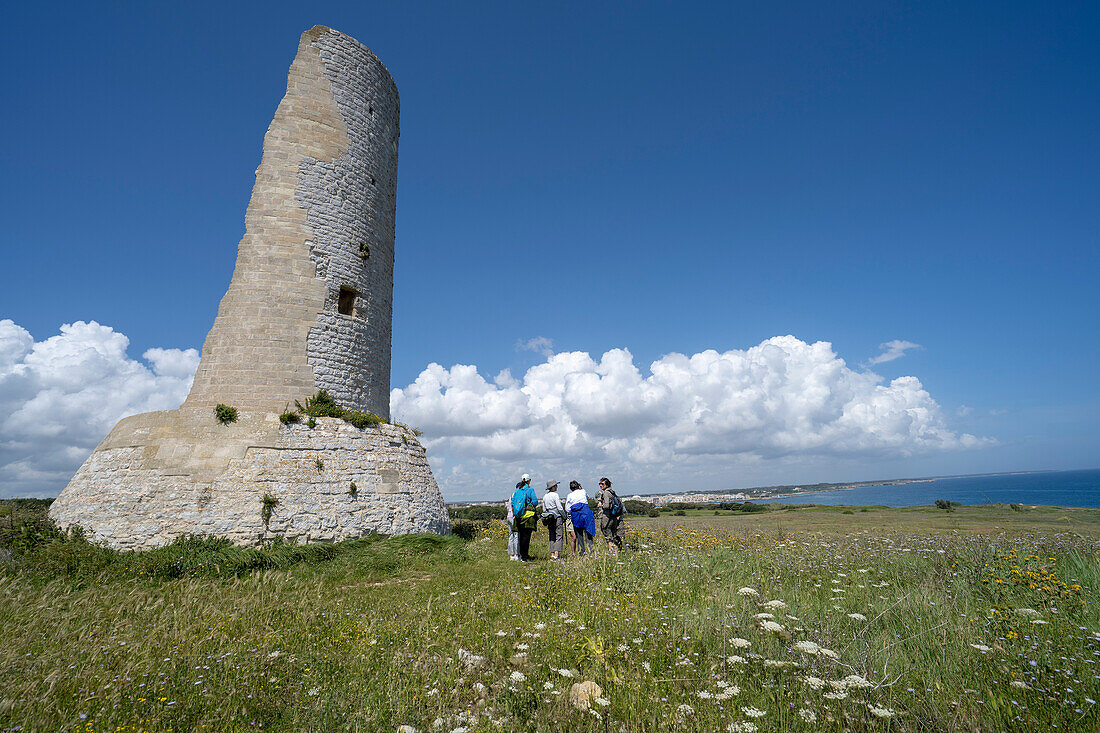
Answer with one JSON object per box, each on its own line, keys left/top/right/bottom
{"left": 757, "top": 468, "right": 1100, "bottom": 508}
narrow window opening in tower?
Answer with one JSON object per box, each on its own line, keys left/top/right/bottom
{"left": 337, "top": 287, "right": 357, "bottom": 316}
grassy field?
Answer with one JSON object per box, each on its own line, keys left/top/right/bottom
{"left": 1, "top": 500, "right": 1098, "bottom": 732}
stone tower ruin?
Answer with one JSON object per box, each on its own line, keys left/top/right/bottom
{"left": 49, "top": 26, "right": 449, "bottom": 549}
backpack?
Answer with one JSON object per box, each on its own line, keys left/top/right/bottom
{"left": 512, "top": 488, "right": 536, "bottom": 529}
{"left": 607, "top": 490, "right": 624, "bottom": 519}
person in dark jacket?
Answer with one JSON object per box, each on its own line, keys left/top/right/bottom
{"left": 597, "top": 477, "right": 625, "bottom": 552}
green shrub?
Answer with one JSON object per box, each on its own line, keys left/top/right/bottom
{"left": 261, "top": 494, "right": 279, "bottom": 526}
{"left": 307, "top": 417, "right": 316, "bottom": 429}
{"left": 739, "top": 502, "right": 767, "bottom": 513}
{"left": 1010, "top": 503, "right": 1023, "bottom": 512}
{"left": 449, "top": 505, "right": 507, "bottom": 521}
{"left": 214, "top": 404, "right": 238, "bottom": 424}
{"left": 279, "top": 410, "right": 300, "bottom": 425}
{"left": 295, "top": 390, "right": 343, "bottom": 419}
{"left": 935, "top": 499, "right": 960, "bottom": 511}
{"left": 348, "top": 482, "right": 357, "bottom": 496}
{"left": 624, "top": 499, "right": 656, "bottom": 515}
{"left": 842, "top": 509, "right": 855, "bottom": 515}
{"left": 344, "top": 411, "right": 384, "bottom": 429}
{"left": 314, "top": 458, "right": 324, "bottom": 472}
{"left": 450, "top": 520, "right": 486, "bottom": 541}
{"left": 648, "top": 510, "right": 660, "bottom": 517}
{"left": 674, "top": 510, "right": 686, "bottom": 516}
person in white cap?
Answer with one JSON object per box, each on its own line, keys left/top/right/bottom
{"left": 510, "top": 474, "right": 538, "bottom": 561}
{"left": 541, "top": 479, "right": 568, "bottom": 560}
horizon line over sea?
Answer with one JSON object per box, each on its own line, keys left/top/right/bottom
{"left": 749, "top": 468, "right": 1100, "bottom": 509}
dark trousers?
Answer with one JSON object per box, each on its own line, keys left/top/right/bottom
{"left": 518, "top": 526, "right": 533, "bottom": 560}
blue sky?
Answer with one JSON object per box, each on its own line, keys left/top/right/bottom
{"left": 1, "top": 1, "right": 1097, "bottom": 499}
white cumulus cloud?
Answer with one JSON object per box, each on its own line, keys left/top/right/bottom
{"left": 393, "top": 335, "right": 990, "bottom": 499}
{"left": 0, "top": 320, "right": 198, "bottom": 497}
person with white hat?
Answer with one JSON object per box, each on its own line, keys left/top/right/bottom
{"left": 541, "top": 479, "right": 568, "bottom": 560}
{"left": 510, "top": 473, "right": 538, "bottom": 562}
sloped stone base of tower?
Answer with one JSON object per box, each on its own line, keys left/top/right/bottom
{"left": 49, "top": 408, "right": 449, "bottom": 550}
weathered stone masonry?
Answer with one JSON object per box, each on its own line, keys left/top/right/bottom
{"left": 50, "top": 27, "right": 448, "bottom": 549}
{"left": 183, "top": 25, "right": 396, "bottom": 419}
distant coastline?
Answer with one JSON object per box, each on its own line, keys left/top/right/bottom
{"left": 449, "top": 470, "right": 1061, "bottom": 507}
{"left": 626, "top": 470, "right": 1060, "bottom": 506}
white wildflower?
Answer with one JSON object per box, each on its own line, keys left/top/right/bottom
{"left": 727, "top": 655, "right": 747, "bottom": 665}
{"left": 738, "top": 587, "right": 759, "bottom": 597}
{"left": 763, "top": 600, "right": 788, "bottom": 610}
{"left": 730, "top": 638, "right": 751, "bottom": 649}
{"left": 495, "top": 630, "right": 508, "bottom": 637}
{"left": 764, "top": 659, "right": 791, "bottom": 668}
{"left": 1031, "top": 620, "right": 1049, "bottom": 625}
{"left": 728, "top": 723, "right": 757, "bottom": 733}
{"left": 969, "top": 643, "right": 993, "bottom": 652}
{"left": 557, "top": 668, "right": 575, "bottom": 678}
{"left": 798, "top": 709, "right": 816, "bottom": 723}
{"left": 804, "top": 676, "right": 827, "bottom": 690}
{"left": 867, "top": 703, "right": 896, "bottom": 718}
{"left": 543, "top": 681, "right": 554, "bottom": 690}
{"left": 793, "top": 641, "right": 822, "bottom": 655}
{"left": 515, "top": 643, "right": 529, "bottom": 651}
{"left": 823, "top": 691, "right": 849, "bottom": 700}
{"left": 594, "top": 697, "right": 610, "bottom": 707}
{"left": 641, "top": 661, "right": 651, "bottom": 673}
{"left": 1010, "top": 680, "right": 1029, "bottom": 689}
{"left": 677, "top": 703, "right": 695, "bottom": 717}
{"left": 457, "top": 649, "right": 485, "bottom": 669}
{"left": 760, "top": 620, "right": 786, "bottom": 633}
{"left": 534, "top": 622, "right": 547, "bottom": 630}
{"left": 509, "top": 671, "right": 525, "bottom": 683}
{"left": 741, "top": 706, "right": 766, "bottom": 718}
{"left": 819, "top": 647, "right": 840, "bottom": 659}
{"left": 697, "top": 690, "right": 714, "bottom": 699}
{"left": 1015, "top": 608, "right": 1042, "bottom": 618}
{"left": 753, "top": 612, "right": 775, "bottom": 620}
{"left": 840, "top": 675, "right": 873, "bottom": 689}
{"left": 847, "top": 613, "right": 868, "bottom": 622}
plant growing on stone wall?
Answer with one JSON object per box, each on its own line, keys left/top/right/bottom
{"left": 314, "top": 458, "right": 324, "bottom": 472}
{"left": 348, "top": 482, "right": 357, "bottom": 496}
{"left": 359, "top": 242, "right": 370, "bottom": 259}
{"left": 295, "top": 390, "right": 386, "bottom": 429}
{"left": 215, "top": 404, "right": 238, "bottom": 425}
{"left": 344, "top": 411, "right": 384, "bottom": 429}
{"left": 261, "top": 494, "right": 279, "bottom": 526}
{"left": 295, "top": 390, "right": 343, "bottom": 418}
{"left": 307, "top": 417, "right": 316, "bottom": 429}
{"left": 279, "top": 406, "right": 300, "bottom": 425}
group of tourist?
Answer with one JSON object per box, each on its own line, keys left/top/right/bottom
{"left": 507, "top": 473, "right": 626, "bottom": 562}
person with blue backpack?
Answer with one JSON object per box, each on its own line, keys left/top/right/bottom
{"left": 510, "top": 473, "right": 539, "bottom": 562}
{"left": 597, "top": 477, "right": 626, "bottom": 552}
